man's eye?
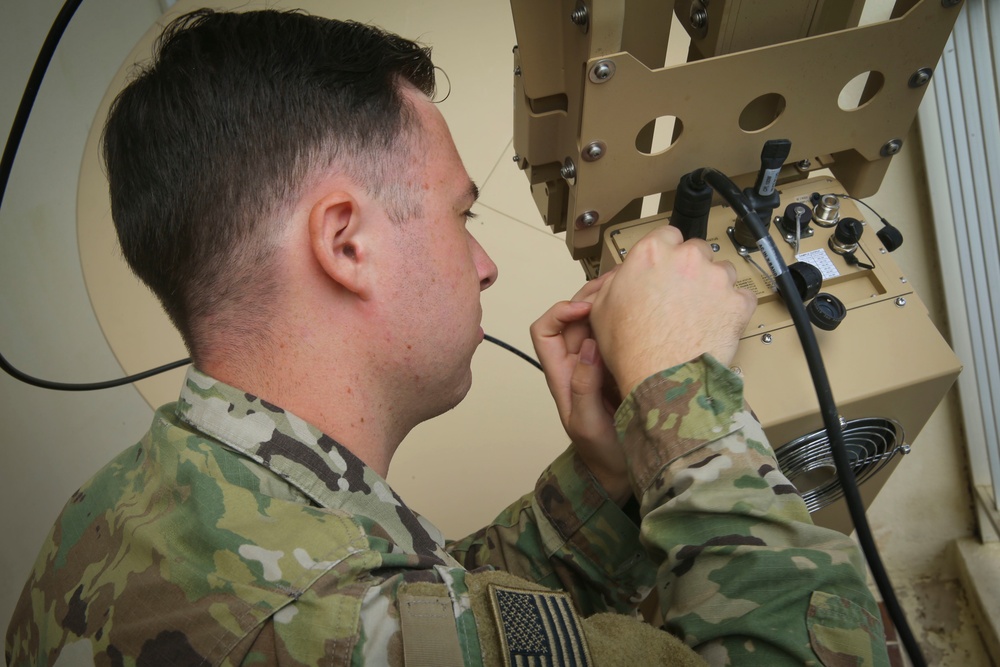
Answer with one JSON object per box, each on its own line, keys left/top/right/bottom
{"left": 463, "top": 210, "right": 478, "bottom": 222}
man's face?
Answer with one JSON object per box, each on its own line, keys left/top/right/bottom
{"left": 377, "top": 88, "right": 498, "bottom": 422}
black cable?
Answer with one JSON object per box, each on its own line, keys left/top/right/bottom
{"left": 0, "top": 0, "right": 84, "bottom": 206}
{"left": 1, "top": 333, "right": 540, "bottom": 392}
{"left": 0, "top": 0, "right": 133, "bottom": 390}
{"left": 692, "top": 167, "right": 927, "bottom": 667}
{"left": 0, "top": 0, "right": 193, "bottom": 391}
{"left": 1, "top": 355, "right": 191, "bottom": 391}
{"left": 835, "top": 193, "right": 904, "bottom": 253}
{"left": 484, "top": 333, "right": 542, "bottom": 371}
{"left": 835, "top": 193, "right": 886, "bottom": 221}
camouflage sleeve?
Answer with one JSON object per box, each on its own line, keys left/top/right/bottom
{"left": 446, "top": 447, "right": 656, "bottom": 617}
{"left": 616, "top": 354, "right": 889, "bottom": 667}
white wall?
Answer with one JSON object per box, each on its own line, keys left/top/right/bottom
{"left": 0, "top": 0, "right": 165, "bottom": 633}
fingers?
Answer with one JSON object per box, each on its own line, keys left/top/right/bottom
{"left": 718, "top": 258, "right": 738, "bottom": 285}
{"left": 568, "top": 339, "right": 614, "bottom": 435}
{"left": 529, "top": 300, "right": 592, "bottom": 341}
{"left": 530, "top": 299, "right": 595, "bottom": 420}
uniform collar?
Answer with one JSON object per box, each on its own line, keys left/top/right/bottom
{"left": 175, "top": 366, "right": 449, "bottom": 559}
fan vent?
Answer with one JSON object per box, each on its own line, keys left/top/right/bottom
{"left": 774, "top": 417, "right": 905, "bottom": 513}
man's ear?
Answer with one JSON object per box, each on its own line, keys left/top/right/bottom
{"left": 308, "top": 191, "right": 372, "bottom": 298}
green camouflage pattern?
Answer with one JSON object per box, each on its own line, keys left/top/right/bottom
{"left": 6, "top": 358, "right": 888, "bottom": 666}
{"left": 6, "top": 367, "right": 652, "bottom": 666}
{"left": 615, "top": 354, "right": 889, "bottom": 666}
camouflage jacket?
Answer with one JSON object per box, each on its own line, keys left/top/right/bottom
{"left": 6, "top": 358, "right": 888, "bottom": 666}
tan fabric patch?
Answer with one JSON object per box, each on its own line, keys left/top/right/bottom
{"left": 398, "top": 587, "right": 464, "bottom": 667}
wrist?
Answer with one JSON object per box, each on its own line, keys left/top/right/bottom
{"left": 579, "top": 455, "right": 633, "bottom": 507}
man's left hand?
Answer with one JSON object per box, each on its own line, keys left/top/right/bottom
{"left": 530, "top": 274, "right": 631, "bottom": 507}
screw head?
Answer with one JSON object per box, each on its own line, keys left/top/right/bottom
{"left": 711, "top": 243, "right": 720, "bottom": 252}
{"left": 796, "top": 159, "right": 812, "bottom": 172}
{"left": 881, "top": 139, "right": 903, "bottom": 157}
{"left": 909, "top": 67, "right": 933, "bottom": 88}
{"left": 577, "top": 210, "right": 599, "bottom": 228}
{"left": 560, "top": 158, "right": 577, "bottom": 182}
{"left": 761, "top": 333, "right": 773, "bottom": 344}
{"left": 514, "top": 66, "right": 521, "bottom": 77}
{"left": 583, "top": 142, "right": 605, "bottom": 161}
{"left": 589, "top": 60, "right": 616, "bottom": 83}
{"left": 895, "top": 297, "right": 907, "bottom": 307}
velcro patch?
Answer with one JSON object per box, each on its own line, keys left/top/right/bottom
{"left": 487, "top": 583, "right": 593, "bottom": 667}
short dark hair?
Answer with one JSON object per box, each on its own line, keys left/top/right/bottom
{"left": 102, "top": 9, "right": 436, "bottom": 360}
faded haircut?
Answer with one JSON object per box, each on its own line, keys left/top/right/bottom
{"left": 102, "top": 9, "right": 436, "bottom": 361}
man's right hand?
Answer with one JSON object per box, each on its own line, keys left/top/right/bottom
{"left": 589, "top": 225, "right": 757, "bottom": 397}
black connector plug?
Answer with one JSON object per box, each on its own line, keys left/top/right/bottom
{"left": 671, "top": 172, "right": 714, "bottom": 240}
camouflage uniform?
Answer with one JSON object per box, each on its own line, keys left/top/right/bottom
{"left": 6, "top": 357, "right": 887, "bottom": 666}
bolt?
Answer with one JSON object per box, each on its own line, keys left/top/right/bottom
{"left": 578, "top": 210, "right": 599, "bottom": 227}
{"left": 618, "top": 248, "right": 627, "bottom": 259}
{"left": 589, "top": 60, "right": 616, "bottom": 83}
{"left": 690, "top": 7, "right": 708, "bottom": 29}
{"left": 881, "top": 139, "right": 903, "bottom": 157}
{"left": 796, "top": 159, "right": 812, "bottom": 172}
{"left": 583, "top": 142, "right": 605, "bottom": 161}
{"left": 514, "top": 66, "right": 521, "bottom": 77}
{"left": 560, "top": 159, "right": 576, "bottom": 181}
{"left": 570, "top": 6, "right": 589, "bottom": 26}
{"left": 761, "top": 333, "right": 773, "bottom": 345}
{"left": 711, "top": 243, "right": 720, "bottom": 252}
{"left": 880, "top": 247, "right": 887, "bottom": 254}
{"left": 909, "top": 67, "right": 933, "bottom": 88}
{"left": 900, "top": 277, "right": 908, "bottom": 283}
{"left": 901, "top": 444, "right": 912, "bottom": 455}
{"left": 730, "top": 366, "right": 743, "bottom": 376}
{"left": 895, "top": 297, "right": 907, "bottom": 307}
{"left": 512, "top": 154, "right": 520, "bottom": 162}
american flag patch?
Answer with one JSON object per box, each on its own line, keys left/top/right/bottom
{"left": 488, "top": 583, "right": 593, "bottom": 667}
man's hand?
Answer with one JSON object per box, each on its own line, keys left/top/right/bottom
{"left": 530, "top": 273, "right": 631, "bottom": 506}
{"left": 591, "top": 225, "right": 757, "bottom": 397}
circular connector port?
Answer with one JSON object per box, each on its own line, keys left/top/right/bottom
{"left": 807, "top": 293, "right": 847, "bottom": 331}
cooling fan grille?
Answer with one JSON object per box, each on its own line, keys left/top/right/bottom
{"left": 774, "top": 417, "right": 906, "bottom": 513}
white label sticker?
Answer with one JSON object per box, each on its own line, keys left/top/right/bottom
{"left": 796, "top": 248, "right": 840, "bottom": 280}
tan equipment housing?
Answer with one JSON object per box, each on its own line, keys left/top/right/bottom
{"left": 510, "top": 0, "right": 964, "bottom": 533}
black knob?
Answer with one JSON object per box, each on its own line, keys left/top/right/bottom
{"left": 778, "top": 202, "right": 813, "bottom": 238}
{"left": 877, "top": 224, "right": 904, "bottom": 252}
{"left": 787, "top": 261, "right": 823, "bottom": 301}
{"left": 834, "top": 217, "right": 864, "bottom": 246}
{"left": 807, "top": 293, "right": 847, "bottom": 331}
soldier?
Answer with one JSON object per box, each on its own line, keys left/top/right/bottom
{"left": 6, "top": 9, "right": 888, "bottom": 666}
